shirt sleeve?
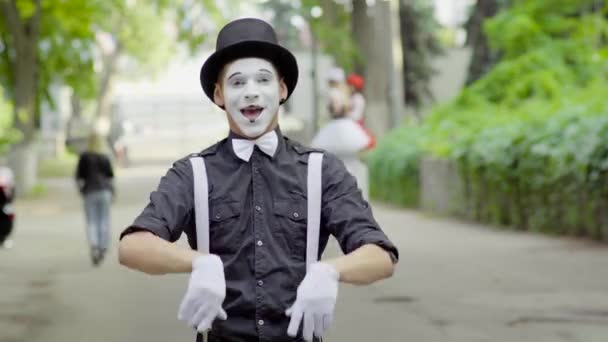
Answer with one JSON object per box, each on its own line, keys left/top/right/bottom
{"left": 75, "top": 154, "right": 85, "bottom": 181}
{"left": 104, "top": 156, "right": 114, "bottom": 178}
{"left": 320, "top": 153, "right": 399, "bottom": 263}
{"left": 119, "top": 158, "right": 194, "bottom": 242}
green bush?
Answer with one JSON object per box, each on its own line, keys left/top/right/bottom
{"left": 368, "top": 123, "right": 422, "bottom": 207}
{"left": 370, "top": 83, "right": 608, "bottom": 240}
{"left": 454, "top": 90, "right": 608, "bottom": 239}
{"left": 368, "top": 0, "right": 608, "bottom": 240}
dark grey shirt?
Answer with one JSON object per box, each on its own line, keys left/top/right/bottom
{"left": 75, "top": 151, "right": 114, "bottom": 195}
{"left": 120, "top": 128, "right": 398, "bottom": 342}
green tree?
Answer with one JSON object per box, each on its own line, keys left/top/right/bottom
{"left": 91, "top": 0, "right": 223, "bottom": 119}
{"left": 0, "top": 0, "right": 101, "bottom": 192}
{"left": 300, "top": 0, "right": 359, "bottom": 72}
{"left": 258, "top": 0, "right": 301, "bottom": 51}
{"left": 0, "top": 0, "right": 222, "bottom": 192}
{"left": 0, "top": 0, "right": 99, "bottom": 141}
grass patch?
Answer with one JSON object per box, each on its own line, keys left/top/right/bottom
{"left": 21, "top": 183, "right": 48, "bottom": 200}
{"left": 38, "top": 152, "right": 78, "bottom": 178}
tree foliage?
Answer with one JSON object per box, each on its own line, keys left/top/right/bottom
{"left": 0, "top": 0, "right": 101, "bottom": 145}
{"left": 369, "top": 0, "right": 608, "bottom": 240}
{"left": 0, "top": 0, "right": 223, "bottom": 144}
{"left": 259, "top": 0, "right": 359, "bottom": 72}
{"left": 38, "top": 0, "right": 101, "bottom": 101}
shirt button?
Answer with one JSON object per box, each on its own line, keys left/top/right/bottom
{"left": 257, "top": 280, "right": 264, "bottom": 286}
{"left": 255, "top": 205, "right": 261, "bottom": 212}
{"left": 293, "top": 212, "right": 299, "bottom": 218}
{"left": 257, "top": 240, "right": 263, "bottom": 246}
{"left": 258, "top": 319, "right": 264, "bottom": 326}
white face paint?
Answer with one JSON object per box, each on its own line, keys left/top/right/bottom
{"left": 221, "top": 58, "right": 282, "bottom": 138}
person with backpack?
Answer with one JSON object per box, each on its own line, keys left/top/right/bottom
{"left": 118, "top": 18, "right": 398, "bottom": 342}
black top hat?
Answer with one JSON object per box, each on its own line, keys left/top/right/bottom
{"left": 200, "top": 18, "right": 299, "bottom": 106}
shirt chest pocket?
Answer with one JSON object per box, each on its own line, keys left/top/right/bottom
{"left": 208, "top": 202, "right": 242, "bottom": 254}
{"left": 273, "top": 200, "right": 307, "bottom": 262}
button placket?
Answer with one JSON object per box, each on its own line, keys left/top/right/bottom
{"left": 252, "top": 157, "right": 265, "bottom": 330}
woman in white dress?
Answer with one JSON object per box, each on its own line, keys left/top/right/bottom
{"left": 312, "top": 67, "right": 371, "bottom": 199}
{"left": 346, "top": 73, "right": 376, "bottom": 149}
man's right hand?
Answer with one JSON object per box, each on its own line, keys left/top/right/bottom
{"left": 178, "top": 254, "right": 227, "bottom": 332}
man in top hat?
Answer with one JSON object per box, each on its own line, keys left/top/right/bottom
{"left": 118, "top": 18, "right": 398, "bottom": 342}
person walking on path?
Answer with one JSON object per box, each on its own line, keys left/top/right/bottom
{"left": 118, "top": 18, "right": 398, "bottom": 342}
{"left": 76, "top": 133, "right": 114, "bottom": 266}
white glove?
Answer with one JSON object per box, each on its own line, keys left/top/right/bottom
{"left": 286, "top": 262, "right": 339, "bottom": 341}
{"left": 178, "top": 254, "right": 227, "bottom": 332}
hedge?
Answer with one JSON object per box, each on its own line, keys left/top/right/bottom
{"left": 368, "top": 0, "right": 608, "bottom": 240}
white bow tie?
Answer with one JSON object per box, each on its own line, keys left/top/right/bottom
{"left": 232, "top": 131, "right": 278, "bottom": 162}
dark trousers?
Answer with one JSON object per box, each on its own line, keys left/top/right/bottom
{"left": 0, "top": 216, "right": 13, "bottom": 244}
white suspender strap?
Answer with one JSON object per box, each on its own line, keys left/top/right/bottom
{"left": 306, "top": 152, "right": 324, "bottom": 271}
{"left": 190, "top": 156, "right": 210, "bottom": 253}
{"left": 191, "top": 153, "right": 323, "bottom": 266}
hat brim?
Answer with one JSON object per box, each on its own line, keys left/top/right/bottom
{"left": 200, "top": 40, "right": 298, "bottom": 107}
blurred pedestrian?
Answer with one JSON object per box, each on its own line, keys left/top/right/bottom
{"left": 76, "top": 133, "right": 114, "bottom": 266}
{"left": 311, "top": 68, "right": 372, "bottom": 199}
{"left": 325, "top": 67, "right": 350, "bottom": 118}
{"left": 0, "top": 164, "right": 15, "bottom": 249}
{"left": 346, "top": 73, "right": 376, "bottom": 150}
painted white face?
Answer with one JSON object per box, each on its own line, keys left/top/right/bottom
{"left": 221, "top": 58, "right": 282, "bottom": 138}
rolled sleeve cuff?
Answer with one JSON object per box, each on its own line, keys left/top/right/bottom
{"left": 119, "top": 216, "right": 173, "bottom": 242}
{"left": 356, "top": 231, "right": 399, "bottom": 264}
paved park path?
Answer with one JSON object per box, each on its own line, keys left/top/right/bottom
{"left": 1, "top": 160, "right": 607, "bottom": 342}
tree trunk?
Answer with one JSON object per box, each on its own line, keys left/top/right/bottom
{"left": 95, "top": 46, "right": 121, "bottom": 120}
{"left": 385, "top": 0, "right": 404, "bottom": 128}
{"left": 355, "top": 1, "right": 392, "bottom": 137}
{"left": 465, "top": 0, "right": 501, "bottom": 85}
{"left": 1, "top": 0, "right": 41, "bottom": 141}
{"left": 13, "top": 53, "right": 37, "bottom": 139}
{"left": 398, "top": 0, "right": 416, "bottom": 111}
{"left": 319, "top": 0, "right": 340, "bottom": 26}
{"left": 1, "top": 0, "right": 42, "bottom": 194}
{"left": 351, "top": 0, "right": 373, "bottom": 74}
{"left": 397, "top": 0, "right": 442, "bottom": 116}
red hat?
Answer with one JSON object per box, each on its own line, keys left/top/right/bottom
{"left": 346, "top": 74, "right": 364, "bottom": 91}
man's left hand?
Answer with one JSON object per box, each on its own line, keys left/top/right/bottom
{"left": 286, "top": 262, "right": 339, "bottom": 341}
